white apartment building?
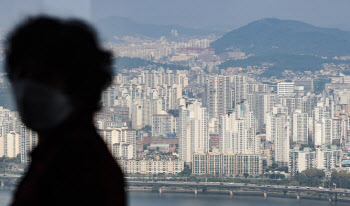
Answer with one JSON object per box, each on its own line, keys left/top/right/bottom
{"left": 277, "top": 82, "right": 294, "bottom": 96}
{"left": 192, "top": 151, "right": 262, "bottom": 176}
{"left": 118, "top": 159, "right": 184, "bottom": 174}
{"left": 283, "top": 97, "right": 301, "bottom": 115}
{"left": 204, "top": 75, "right": 233, "bottom": 119}
{"left": 100, "top": 126, "right": 136, "bottom": 160}
{"left": 5, "top": 132, "right": 20, "bottom": 158}
{"left": 20, "top": 126, "right": 38, "bottom": 163}
{"left": 152, "top": 112, "right": 174, "bottom": 137}
{"left": 178, "top": 101, "right": 209, "bottom": 163}
{"left": 101, "top": 86, "right": 116, "bottom": 108}
{"left": 0, "top": 132, "right": 19, "bottom": 158}
{"left": 315, "top": 146, "right": 342, "bottom": 170}
{"left": 266, "top": 112, "right": 290, "bottom": 166}
{"left": 247, "top": 93, "right": 265, "bottom": 131}
{"left": 332, "top": 117, "right": 346, "bottom": 142}
{"left": 219, "top": 102, "right": 259, "bottom": 155}
{"left": 263, "top": 94, "right": 276, "bottom": 124}
{"left": 289, "top": 147, "right": 315, "bottom": 176}
{"left": 314, "top": 118, "right": 332, "bottom": 146}
{"left": 292, "top": 110, "right": 309, "bottom": 144}
{"left": 231, "top": 75, "right": 248, "bottom": 108}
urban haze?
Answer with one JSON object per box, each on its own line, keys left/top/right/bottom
{"left": 0, "top": 1, "right": 350, "bottom": 205}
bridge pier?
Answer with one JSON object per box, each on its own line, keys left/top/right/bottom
{"left": 334, "top": 193, "right": 338, "bottom": 202}
{"left": 159, "top": 187, "right": 162, "bottom": 194}
{"left": 230, "top": 190, "right": 233, "bottom": 198}
{"left": 264, "top": 191, "right": 267, "bottom": 199}
{"left": 328, "top": 193, "right": 332, "bottom": 202}
{"left": 296, "top": 191, "right": 300, "bottom": 200}
{"left": 194, "top": 188, "right": 198, "bottom": 195}
{"left": 283, "top": 190, "right": 287, "bottom": 196}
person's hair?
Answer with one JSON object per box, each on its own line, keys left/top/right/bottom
{"left": 5, "top": 15, "right": 113, "bottom": 112}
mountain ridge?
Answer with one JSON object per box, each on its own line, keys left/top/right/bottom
{"left": 211, "top": 18, "right": 350, "bottom": 57}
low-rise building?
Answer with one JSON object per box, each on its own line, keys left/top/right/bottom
{"left": 152, "top": 112, "right": 174, "bottom": 137}
{"left": 315, "top": 146, "right": 342, "bottom": 170}
{"left": 289, "top": 147, "right": 315, "bottom": 176}
{"left": 192, "top": 150, "right": 262, "bottom": 176}
{"left": 118, "top": 159, "right": 184, "bottom": 174}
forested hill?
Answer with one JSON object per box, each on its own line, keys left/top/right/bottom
{"left": 211, "top": 18, "right": 350, "bottom": 57}
{"left": 219, "top": 54, "right": 350, "bottom": 77}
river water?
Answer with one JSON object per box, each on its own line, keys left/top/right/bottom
{"left": 0, "top": 191, "right": 348, "bottom": 206}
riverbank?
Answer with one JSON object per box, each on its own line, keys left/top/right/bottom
{"left": 127, "top": 187, "right": 350, "bottom": 203}
{"left": 2, "top": 183, "right": 350, "bottom": 203}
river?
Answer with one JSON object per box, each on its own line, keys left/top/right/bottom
{"left": 0, "top": 191, "right": 348, "bottom": 205}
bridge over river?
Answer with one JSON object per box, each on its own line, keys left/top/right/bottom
{"left": 126, "top": 181, "right": 350, "bottom": 202}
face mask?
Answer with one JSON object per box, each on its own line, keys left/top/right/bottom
{"left": 12, "top": 79, "right": 72, "bottom": 131}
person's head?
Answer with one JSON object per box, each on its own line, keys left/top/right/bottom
{"left": 5, "top": 15, "right": 113, "bottom": 131}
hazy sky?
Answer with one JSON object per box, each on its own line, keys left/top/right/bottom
{"left": 2, "top": 0, "right": 350, "bottom": 31}
{"left": 0, "top": 0, "right": 91, "bottom": 28}
{"left": 90, "top": 0, "right": 350, "bottom": 30}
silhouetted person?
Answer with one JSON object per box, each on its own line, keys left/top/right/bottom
{"left": 5, "top": 16, "right": 126, "bottom": 206}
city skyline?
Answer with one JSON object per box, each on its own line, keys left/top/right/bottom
{"left": 1, "top": 1, "right": 350, "bottom": 204}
